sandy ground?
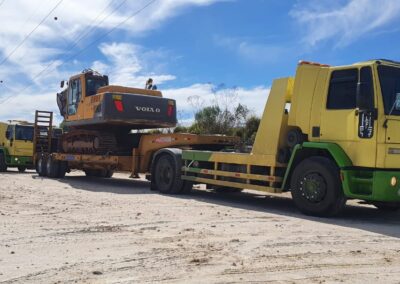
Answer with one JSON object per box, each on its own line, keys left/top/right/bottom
{"left": 0, "top": 169, "right": 399, "bottom": 284}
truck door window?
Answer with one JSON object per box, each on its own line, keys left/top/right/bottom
{"left": 15, "top": 125, "right": 34, "bottom": 141}
{"left": 67, "top": 79, "right": 82, "bottom": 115}
{"left": 327, "top": 69, "right": 358, "bottom": 109}
{"left": 6, "top": 125, "right": 13, "bottom": 140}
{"left": 377, "top": 65, "right": 400, "bottom": 115}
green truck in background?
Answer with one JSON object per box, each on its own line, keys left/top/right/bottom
{"left": 0, "top": 120, "right": 35, "bottom": 172}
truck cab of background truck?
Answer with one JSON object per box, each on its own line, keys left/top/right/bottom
{"left": 0, "top": 121, "right": 34, "bottom": 172}
{"left": 287, "top": 59, "right": 400, "bottom": 209}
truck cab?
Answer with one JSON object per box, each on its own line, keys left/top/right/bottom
{"left": 0, "top": 121, "right": 34, "bottom": 172}
{"left": 287, "top": 59, "right": 400, "bottom": 208}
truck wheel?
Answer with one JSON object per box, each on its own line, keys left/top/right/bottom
{"left": 0, "top": 153, "right": 7, "bottom": 172}
{"left": 46, "top": 157, "right": 60, "bottom": 178}
{"left": 153, "top": 154, "right": 182, "bottom": 194}
{"left": 37, "top": 156, "right": 47, "bottom": 177}
{"left": 290, "top": 157, "right": 346, "bottom": 217}
{"left": 372, "top": 202, "right": 400, "bottom": 212}
{"left": 18, "top": 166, "right": 26, "bottom": 173}
{"left": 287, "top": 129, "right": 304, "bottom": 148}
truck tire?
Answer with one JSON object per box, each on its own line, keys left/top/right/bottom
{"left": 37, "top": 156, "right": 47, "bottom": 177}
{"left": 0, "top": 153, "right": 7, "bottom": 172}
{"left": 153, "top": 154, "right": 183, "bottom": 194}
{"left": 46, "top": 157, "right": 60, "bottom": 178}
{"left": 290, "top": 157, "right": 346, "bottom": 217}
{"left": 287, "top": 129, "right": 304, "bottom": 148}
{"left": 372, "top": 202, "right": 400, "bottom": 212}
{"left": 18, "top": 166, "right": 26, "bottom": 173}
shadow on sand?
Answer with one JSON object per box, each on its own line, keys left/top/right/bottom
{"left": 31, "top": 172, "right": 400, "bottom": 238}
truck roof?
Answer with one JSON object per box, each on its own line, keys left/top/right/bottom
{"left": 299, "top": 59, "right": 400, "bottom": 70}
{"left": 352, "top": 59, "right": 400, "bottom": 66}
{"left": 0, "top": 120, "right": 34, "bottom": 126}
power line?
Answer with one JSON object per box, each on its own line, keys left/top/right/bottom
{"left": 0, "top": 0, "right": 156, "bottom": 105}
{"left": 0, "top": 0, "right": 64, "bottom": 67}
{"left": 65, "top": 0, "right": 126, "bottom": 54}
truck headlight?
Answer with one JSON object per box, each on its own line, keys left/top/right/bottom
{"left": 390, "top": 176, "right": 397, "bottom": 187}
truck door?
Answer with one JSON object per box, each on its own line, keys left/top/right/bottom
{"left": 320, "top": 67, "right": 377, "bottom": 167}
{"left": 4, "top": 125, "right": 14, "bottom": 156}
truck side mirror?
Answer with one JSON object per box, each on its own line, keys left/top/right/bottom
{"left": 5, "top": 130, "right": 10, "bottom": 139}
{"left": 60, "top": 80, "right": 64, "bottom": 88}
{"left": 356, "top": 82, "right": 374, "bottom": 111}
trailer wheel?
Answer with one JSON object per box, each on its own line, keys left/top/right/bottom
{"left": 290, "top": 157, "right": 346, "bottom": 217}
{"left": 0, "top": 153, "right": 7, "bottom": 172}
{"left": 37, "top": 156, "right": 47, "bottom": 177}
{"left": 372, "top": 202, "right": 400, "bottom": 212}
{"left": 46, "top": 156, "right": 60, "bottom": 178}
{"left": 17, "top": 166, "right": 26, "bottom": 173}
{"left": 153, "top": 154, "right": 183, "bottom": 194}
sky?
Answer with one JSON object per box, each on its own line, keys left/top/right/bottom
{"left": 0, "top": 0, "right": 400, "bottom": 125}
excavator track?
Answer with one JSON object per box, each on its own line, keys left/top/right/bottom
{"left": 61, "top": 130, "right": 117, "bottom": 155}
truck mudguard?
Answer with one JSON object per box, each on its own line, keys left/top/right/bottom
{"left": 282, "top": 142, "right": 352, "bottom": 190}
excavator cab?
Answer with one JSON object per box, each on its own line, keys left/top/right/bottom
{"left": 57, "top": 70, "right": 108, "bottom": 118}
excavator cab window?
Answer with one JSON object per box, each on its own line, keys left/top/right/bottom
{"left": 86, "top": 76, "right": 108, "bottom": 97}
{"left": 68, "top": 78, "right": 82, "bottom": 115}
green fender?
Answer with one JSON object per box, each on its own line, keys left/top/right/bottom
{"left": 0, "top": 146, "right": 9, "bottom": 156}
{"left": 282, "top": 142, "right": 352, "bottom": 190}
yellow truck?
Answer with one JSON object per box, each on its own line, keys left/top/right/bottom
{"left": 0, "top": 120, "right": 34, "bottom": 172}
{"left": 150, "top": 59, "right": 400, "bottom": 216}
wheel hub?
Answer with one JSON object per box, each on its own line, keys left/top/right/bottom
{"left": 299, "top": 173, "right": 326, "bottom": 203}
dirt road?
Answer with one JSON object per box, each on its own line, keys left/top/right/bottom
{"left": 0, "top": 170, "right": 399, "bottom": 283}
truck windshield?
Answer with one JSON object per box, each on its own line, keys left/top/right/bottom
{"left": 15, "top": 125, "right": 34, "bottom": 141}
{"left": 86, "top": 77, "right": 108, "bottom": 96}
{"left": 378, "top": 65, "right": 400, "bottom": 115}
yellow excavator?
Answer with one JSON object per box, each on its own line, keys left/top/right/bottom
{"left": 56, "top": 69, "right": 177, "bottom": 155}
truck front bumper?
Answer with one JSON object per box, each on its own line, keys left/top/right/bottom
{"left": 341, "top": 168, "right": 400, "bottom": 202}
{"left": 7, "top": 155, "right": 33, "bottom": 168}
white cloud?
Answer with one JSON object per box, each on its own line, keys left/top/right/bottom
{"left": 92, "top": 42, "right": 176, "bottom": 87}
{"left": 0, "top": 92, "right": 62, "bottom": 124}
{"left": 290, "top": 0, "right": 400, "bottom": 47}
{"left": 163, "top": 83, "right": 270, "bottom": 124}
